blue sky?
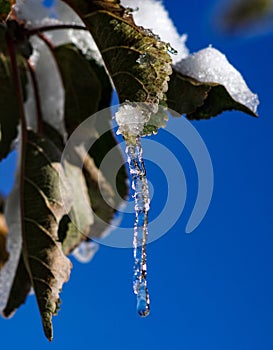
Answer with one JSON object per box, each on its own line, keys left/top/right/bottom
{"left": 1, "top": 0, "right": 273, "bottom": 349}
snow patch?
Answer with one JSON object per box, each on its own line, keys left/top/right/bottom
{"left": 175, "top": 46, "right": 259, "bottom": 113}
{"left": 115, "top": 103, "right": 151, "bottom": 137}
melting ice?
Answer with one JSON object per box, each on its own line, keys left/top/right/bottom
{"left": 115, "top": 104, "right": 151, "bottom": 317}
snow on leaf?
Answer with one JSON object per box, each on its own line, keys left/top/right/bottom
{"left": 175, "top": 47, "right": 259, "bottom": 114}
{"left": 167, "top": 68, "right": 258, "bottom": 120}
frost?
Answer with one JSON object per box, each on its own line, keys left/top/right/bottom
{"left": 72, "top": 241, "right": 99, "bottom": 263}
{"left": 115, "top": 103, "right": 151, "bottom": 137}
{"left": 175, "top": 46, "right": 259, "bottom": 113}
{"left": 0, "top": 174, "right": 22, "bottom": 313}
{"left": 121, "top": 0, "right": 189, "bottom": 63}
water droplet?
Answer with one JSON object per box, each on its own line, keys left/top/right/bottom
{"left": 167, "top": 43, "right": 178, "bottom": 55}
{"left": 126, "top": 137, "right": 150, "bottom": 318}
{"left": 137, "top": 283, "right": 150, "bottom": 317}
{"left": 136, "top": 52, "right": 156, "bottom": 65}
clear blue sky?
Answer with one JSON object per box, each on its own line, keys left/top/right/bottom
{"left": 1, "top": 0, "right": 273, "bottom": 349}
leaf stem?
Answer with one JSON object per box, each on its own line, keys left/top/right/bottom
{"left": 28, "top": 24, "right": 88, "bottom": 36}
{"left": 37, "top": 32, "right": 55, "bottom": 50}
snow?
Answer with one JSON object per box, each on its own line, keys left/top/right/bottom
{"left": 175, "top": 46, "right": 259, "bottom": 113}
{"left": 121, "top": 0, "right": 189, "bottom": 63}
{"left": 115, "top": 103, "right": 151, "bottom": 137}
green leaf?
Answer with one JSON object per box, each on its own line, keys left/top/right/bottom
{"left": 22, "top": 130, "right": 72, "bottom": 341}
{"left": 167, "top": 69, "right": 257, "bottom": 120}
{"left": 0, "top": 24, "right": 27, "bottom": 160}
{"left": 2, "top": 255, "right": 32, "bottom": 317}
{"left": 65, "top": 0, "right": 172, "bottom": 106}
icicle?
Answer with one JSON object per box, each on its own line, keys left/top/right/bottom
{"left": 125, "top": 137, "right": 150, "bottom": 317}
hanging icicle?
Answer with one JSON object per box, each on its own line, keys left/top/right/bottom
{"left": 126, "top": 138, "right": 150, "bottom": 317}
{"left": 115, "top": 103, "right": 151, "bottom": 317}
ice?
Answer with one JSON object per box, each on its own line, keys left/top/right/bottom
{"left": 115, "top": 103, "right": 151, "bottom": 137}
{"left": 175, "top": 46, "right": 259, "bottom": 113}
{"left": 121, "top": 0, "right": 189, "bottom": 63}
{"left": 0, "top": 174, "right": 22, "bottom": 313}
{"left": 126, "top": 138, "right": 150, "bottom": 317}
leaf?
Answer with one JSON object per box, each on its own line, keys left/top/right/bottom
{"left": 22, "top": 130, "right": 72, "bottom": 341}
{"left": 53, "top": 42, "right": 128, "bottom": 213}
{"left": 0, "top": 24, "right": 27, "bottom": 160}
{"left": 2, "top": 255, "right": 31, "bottom": 317}
{"left": 65, "top": 0, "right": 172, "bottom": 106}
{"left": 0, "top": 196, "right": 8, "bottom": 270}
{"left": 167, "top": 69, "right": 257, "bottom": 120}
{"left": 81, "top": 150, "right": 115, "bottom": 238}
{"left": 53, "top": 44, "right": 103, "bottom": 136}
{"left": 89, "top": 114, "right": 128, "bottom": 209}
{"left": 59, "top": 148, "right": 94, "bottom": 255}
{"left": 42, "top": 123, "right": 94, "bottom": 256}
{"left": 143, "top": 103, "right": 169, "bottom": 135}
